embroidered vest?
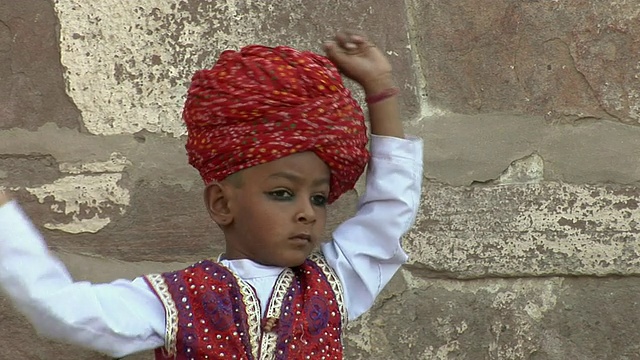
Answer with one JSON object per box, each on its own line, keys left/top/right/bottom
{"left": 145, "top": 253, "right": 347, "bottom": 360}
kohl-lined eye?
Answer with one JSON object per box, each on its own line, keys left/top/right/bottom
{"left": 268, "top": 189, "right": 293, "bottom": 200}
{"left": 311, "top": 194, "right": 328, "bottom": 207}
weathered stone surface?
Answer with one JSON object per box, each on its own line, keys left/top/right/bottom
{"left": 41, "top": 181, "right": 221, "bottom": 262}
{"left": 345, "top": 271, "right": 640, "bottom": 359}
{"left": 407, "top": 181, "right": 640, "bottom": 278}
{"left": 53, "top": 0, "right": 419, "bottom": 137}
{"left": 414, "top": 114, "right": 640, "bottom": 186}
{"left": 0, "top": 154, "right": 62, "bottom": 187}
{"left": 0, "top": 0, "right": 80, "bottom": 130}
{"left": 412, "top": 0, "right": 640, "bottom": 124}
{"left": 0, "top": 124, "right": 195, "bottom": 188}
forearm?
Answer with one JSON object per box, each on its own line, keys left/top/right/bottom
{"left": 362, "top": 74, "right": 404, "bottom": 139}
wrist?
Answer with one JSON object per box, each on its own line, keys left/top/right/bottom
{"left": 361, "top": 73, "right": 395, "bottom": 95}
{"left": 365, "top": 87, "right": 400, "bottom": 105}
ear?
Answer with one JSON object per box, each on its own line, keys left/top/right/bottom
{"left": 204, "top": 182, "right": 234, "bottom": 226}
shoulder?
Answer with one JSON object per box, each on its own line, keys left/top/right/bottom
{"left": 302, "top": 251, "right": 348, "bottom": 323}
{"left": 145, "top": 260, "right": 232, "bottom": 290}
{"left": 301, "top": 251, "right": 337, "bottom": 278}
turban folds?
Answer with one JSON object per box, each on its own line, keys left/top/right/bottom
{"left": 183, "top": 45, "right": 369, "bottom": 203}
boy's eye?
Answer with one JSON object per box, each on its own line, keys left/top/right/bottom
{"left": 268, "top": 190, "right": 293, "bottom": 199}
{"left": 311, "top": 194, "right": 328, "bottom": 207}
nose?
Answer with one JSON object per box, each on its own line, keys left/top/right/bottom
{"left": 295, "top": 199, "right": 316, "bottom": 224}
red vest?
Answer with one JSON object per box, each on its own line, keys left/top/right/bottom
{"left": 145, "top": 253, "right": 346, "bottom": 360}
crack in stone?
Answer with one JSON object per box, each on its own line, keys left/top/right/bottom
{"left": 404, "top": 0, "right": 431, "bottom": 114}
{"left": 547, "top": 37, "right": 620, "bottom": 122}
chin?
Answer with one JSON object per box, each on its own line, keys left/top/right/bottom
{"left": 260, "top": 249, "right": 313, "bottom": 268}
{"left": 280, "top": 258, "right": 307, "bottom": 268}
{"left": 280, "top": 252, "right": 312, "bottom": 268}
{"left": 256, "top": 255, "right": 307, "bottom": 268}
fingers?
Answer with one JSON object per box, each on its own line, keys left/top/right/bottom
{"left": 325, "top": 30, "right": 373, "bottom": 53}
{"left": 322, "top": 30, "right": 375, "bottom": 64}
{"left": 322, "top": 40, "right": 346, "bottom": 64}
{"left": 338, "top": 30, "right": 367, "bottom": 45}
{"left": 0, "top": 190, "right": 10, "bottom": 206}
{"left": 335, "top": 31, "right": 355, "bottom": 50}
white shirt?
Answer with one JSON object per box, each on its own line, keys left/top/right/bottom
{"left": 0, "top": 135, "right": 423, "bottom": 358}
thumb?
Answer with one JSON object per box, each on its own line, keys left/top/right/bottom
{"left": 323, "top": 41, "right": 349, "bottom": 65}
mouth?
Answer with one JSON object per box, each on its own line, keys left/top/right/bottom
{"left": 289, "top": 233, "right": 312, "bottom": 243}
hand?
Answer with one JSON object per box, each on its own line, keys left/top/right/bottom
{"left": 0, "top": 190, "right": 10, "bottom": 206}
{"left": 323, "top": 31, "right": 394, "bottom": 94}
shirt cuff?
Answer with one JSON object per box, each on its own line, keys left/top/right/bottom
{"left": 369, "top": 134, "right": 423, "bottom": 164}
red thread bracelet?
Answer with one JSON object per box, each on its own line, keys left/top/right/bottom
{"left": 365, "top": 87, "right": 400, "bottom": 105}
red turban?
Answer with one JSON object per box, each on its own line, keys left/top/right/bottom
{"left": 183, "top": 45, "right": 369, "bottom": 203}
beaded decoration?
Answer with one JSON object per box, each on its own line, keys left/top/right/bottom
{"left": 145, "top": 253, "right": 346, "bottom": 360}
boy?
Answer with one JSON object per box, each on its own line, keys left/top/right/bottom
{"left": 0, "top": 31, "right": 423, "bottom": 359}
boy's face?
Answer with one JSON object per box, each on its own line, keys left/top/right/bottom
{"left": 214, "top": 151, "right": 330, "bottom": 267}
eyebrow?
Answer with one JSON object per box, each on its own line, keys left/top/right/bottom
{"left": 267, "top": 172, "right": 330, "bottom": 187}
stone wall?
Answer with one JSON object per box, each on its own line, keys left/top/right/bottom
{"left": 1, "top": 1, "right": 639, "bottom": 359}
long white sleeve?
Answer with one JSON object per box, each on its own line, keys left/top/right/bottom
{"left": 322, "top": 134, "right": 424, "bottom": 320}
{"left": 0, "top": 202, "right": 165, "bottom": 358}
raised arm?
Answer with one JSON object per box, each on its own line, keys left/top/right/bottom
{"left": 0, "top": 193, "right": 165, "bottom": 357}
{"left": 322, "top": 32, "right": 424, "bottom": 320}
{"left": 321, "top": 134, "right": 422, "bottom": 320}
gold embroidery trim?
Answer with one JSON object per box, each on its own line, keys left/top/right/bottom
{"left": 260, "top": 268, "right": 294, "bottom": 360}
{"left": 309, "top": 252, "right": 348, "bottom": 327}
{"left": 145, "top": 274, "right": 178, "bottom": 357}
{"left": 220, "top": 265, "right": 262, "bottom": 360}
